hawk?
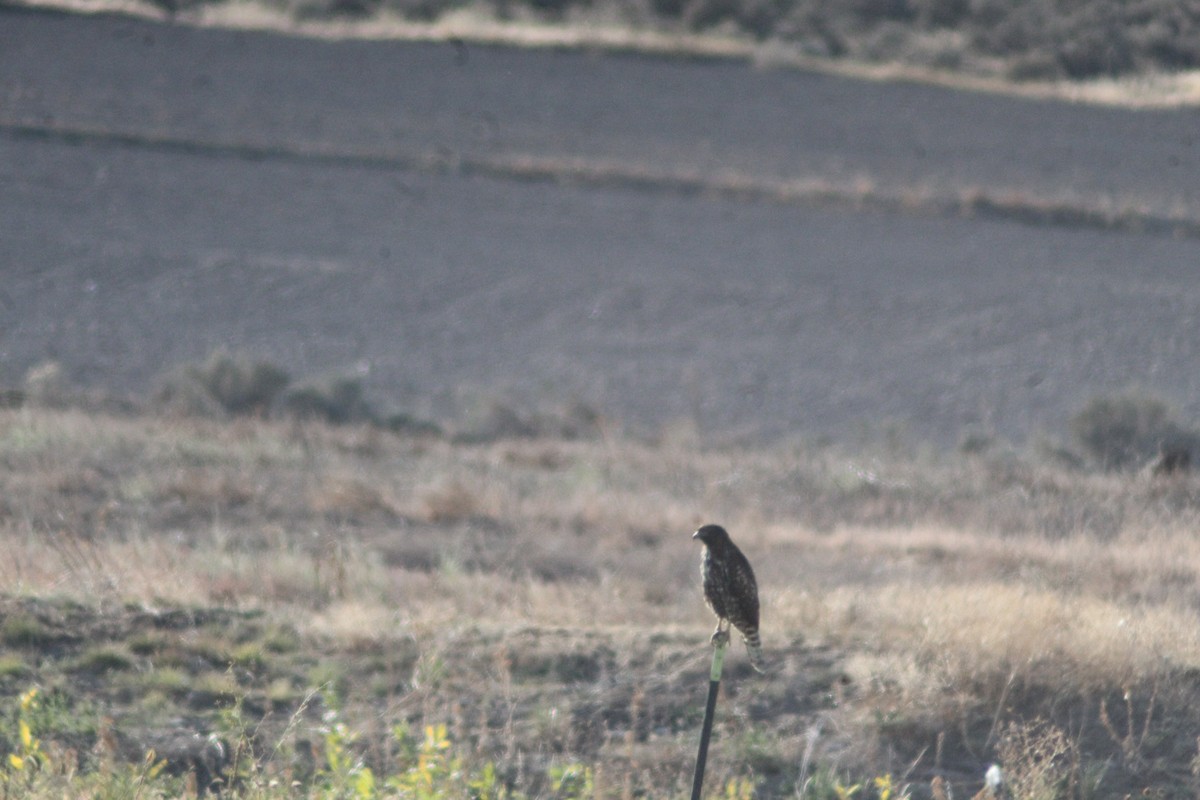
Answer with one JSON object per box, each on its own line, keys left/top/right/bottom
{"left": 693, "top": 523, "right": 764, "bottom": 672}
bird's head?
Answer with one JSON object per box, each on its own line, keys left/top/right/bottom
{"left": 692, "top": 524, "right": 730, "bottom": 546}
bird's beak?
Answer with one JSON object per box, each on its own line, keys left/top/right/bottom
{"left": 691, "top": 530, "right": 700, "bottom": 540}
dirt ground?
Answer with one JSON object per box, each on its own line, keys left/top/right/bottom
{"left": 3, "top": 8, "right": 1200, "bottom": 449}
{"left": 5, "top": 9, "right": 1200, "bottom": 796}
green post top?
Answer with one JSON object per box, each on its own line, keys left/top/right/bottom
{"left": 709, "top": 640, "right": 727, "bottom": 682}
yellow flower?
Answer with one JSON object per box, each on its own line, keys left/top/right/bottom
{"left": 833, "top": 780, "right": 861, "bottom": 800}
{"left": 424, "top": 723, "right": 450, "bottom": 751}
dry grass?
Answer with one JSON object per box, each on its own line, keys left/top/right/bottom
{"left": 4, "top": 406, "right": 1200, "bottom": 794}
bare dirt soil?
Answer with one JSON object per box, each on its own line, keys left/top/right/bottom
{"left": 3, "top": 8, "right": 1200, "bottom": 449}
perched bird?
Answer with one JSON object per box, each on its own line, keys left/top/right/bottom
{"left": 693, "top": 524, "right": 764, "bottom": 672}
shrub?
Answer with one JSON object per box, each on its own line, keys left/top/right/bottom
{"left": 280, "top": 376, "right": 374, "bottom": 425}
{"left": 1069, "top": 391, "right": 1197, "bottom": 471}
{"left": 23, "top": 361, "right": 71, "bottom": 408}
{"left": 995, "top": 720, "right": 1082, "bottom": 800}
{"left": 155, "top": 350, "right": 290, "bottom": 418}
{"left": 913, "top": 0, "right": 967, "bottom": 27}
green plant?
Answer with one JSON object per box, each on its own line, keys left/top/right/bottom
{"left": 6, "top": 686, "right": 98, "bottom": 751}
{"left": 380, "top": 721, "right": 521, "bottom": 799}
{"left": 467, "top": 760, "right": 507, "bottom": 799}
{"left": 872, "top": 774, "right": 910, "bottom": 800}
{"left": 212, "top": 693, "right": 255, "bottom": 793}
{"left": 6, "top": 688, "right": 48, "bottom": 775}
{"left": 549, "top": 762, "right": 594, "bottom": 798}
{"left": 722, "top": 775, "right": 757, "bottom": 799}
{"left": 317, "top": 718, "right": 376, "bottom": 798}
{"left": 386, "top": 723, "right": 455, "bottom": 798}
{"left": 801, "top": 765, "right": 864, "bottom": 800}
{"left": 2, "top": 686, "right": 173, "bottom": 798}
{"left": 834, "top": 778, "right": 862, "bottom": 800}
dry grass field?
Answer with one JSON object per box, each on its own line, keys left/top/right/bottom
{"left": 5, "top": 0, "right": 1200, "bottom": 792}
{"left": 4, "top": 395, "right": 1200, "bottom": 797}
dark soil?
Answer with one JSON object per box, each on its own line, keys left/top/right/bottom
{"left": 4, "top": 9, "right": 1200, "bottom": 451}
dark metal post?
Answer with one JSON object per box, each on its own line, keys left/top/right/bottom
{"left": 690, "top": 640, "right": 727, "bottom": 800}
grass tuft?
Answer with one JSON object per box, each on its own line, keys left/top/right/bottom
{"left": 1, "top": 616, "right": 58, "bottom": 649}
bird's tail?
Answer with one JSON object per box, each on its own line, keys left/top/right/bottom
{"left": 741, "top": 627, "right": 765, "bottom": 673}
